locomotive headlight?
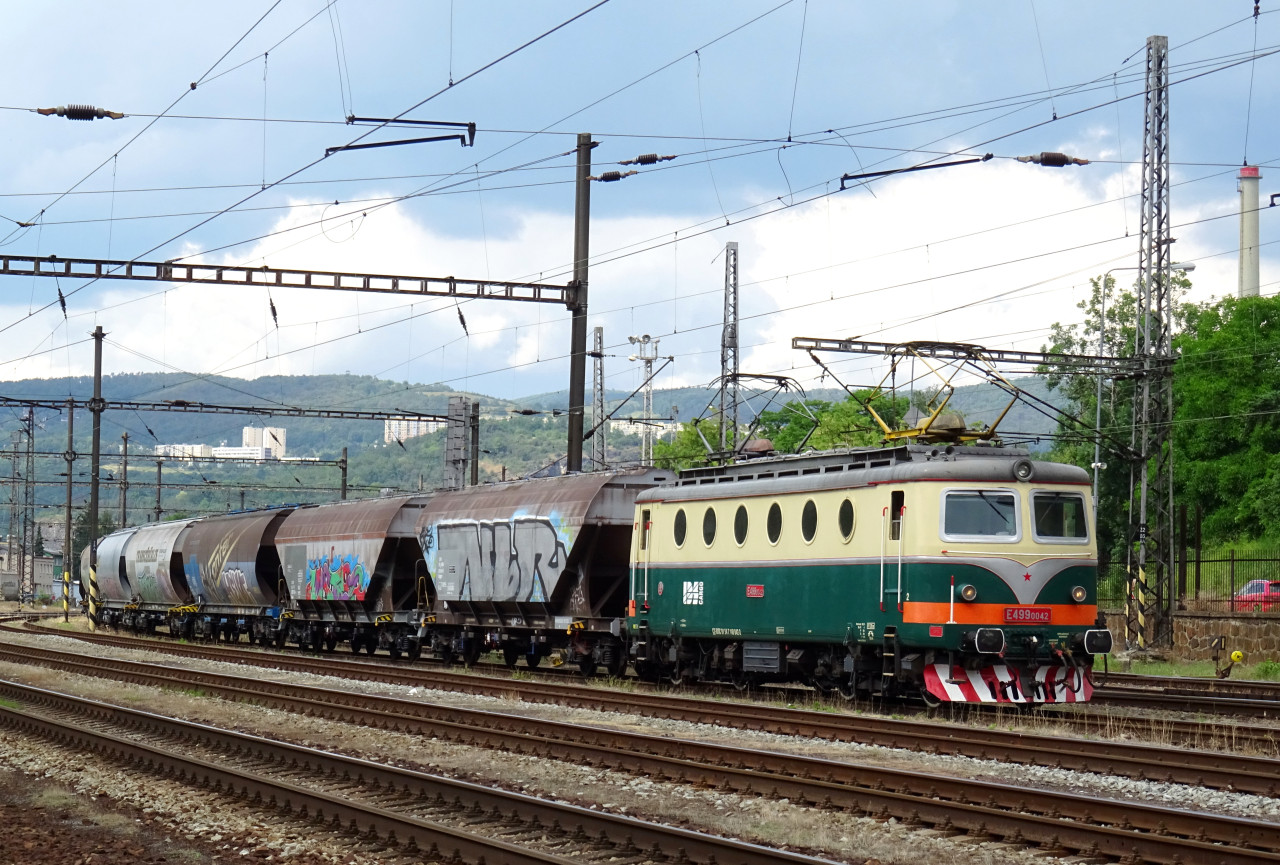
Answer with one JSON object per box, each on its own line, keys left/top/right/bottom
{"left": 1070, "top": 585, "right": 1088, "bottom": 603}
{"left": 958, "top": 583, "right": 978, "bottom": 602}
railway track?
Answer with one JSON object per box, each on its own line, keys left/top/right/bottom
{"left": 16, "top": 621, "right": 1280, "bottom": 759}
{"left": 0, "top": 677, "right": 844, "bottom": 865}
{"left": 3, "top": 635, "right": 1280, "bottom": 863}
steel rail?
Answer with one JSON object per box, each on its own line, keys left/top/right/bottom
{"left": 14, "top": 623, "right": 1280, "bottom": 771}
{"left": 5, "top": 640, "right": 1277, "bottom": 798}
{"left": 4, "top": 642, "right": 1280, "bottom": 864}
{"left": 0, "top": 678, "right": 840, "bottom": 865}
{"left": 0, "top": 691, "right": 575, "bottom": 865}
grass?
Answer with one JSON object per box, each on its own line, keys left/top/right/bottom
{"left": 0, "top": 696, "right": 19, "bottom": 710}
{"left": 1123, "top": 654, "right": 1280, "bottom": 680}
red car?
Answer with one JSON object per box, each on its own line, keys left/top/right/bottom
{"left": 1235, "top": 579, "right": 1280, "bottom": 612}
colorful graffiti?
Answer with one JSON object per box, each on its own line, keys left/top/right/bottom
{"left": 425, "top": 513, "right": 571, "bottom": 603}
{"left": 304, "top": 547, "right": 370, "bottom": 601}
{"left": 196, "top": 524, "right": 264, "bottom": 607}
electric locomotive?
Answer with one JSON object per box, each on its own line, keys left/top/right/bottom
{"left": 625, "top": 443, "right": 1112, "bottom": 704}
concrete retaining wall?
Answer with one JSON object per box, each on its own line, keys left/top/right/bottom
{"left": 1103, "top": 608, "right": 1280, "bottom": 661}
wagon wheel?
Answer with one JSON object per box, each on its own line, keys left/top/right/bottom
{"left": 524, "top": 651, "right": 542, "bottom": 669}
{"left": 578, "top": 656, "right": 598, "bottom": 678}
{"left": 461, "top": 639, "right": 483, "bottom": 667}
{"left": 502, "top": 646, "right": 521, "bottom": 668}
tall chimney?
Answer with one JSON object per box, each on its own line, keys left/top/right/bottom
{"left": 1239, "top": 165, "right": 1262, "bottom": 298}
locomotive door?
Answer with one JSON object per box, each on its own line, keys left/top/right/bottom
{"left": 880, "top": 490, "right": 905, "bottom": 613}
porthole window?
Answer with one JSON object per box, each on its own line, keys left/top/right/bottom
{"left": 767, "top": 502, "right": 783, "bottom": 544}
{"left": 673, "top": 509, "right": 687, "bottom": 547}
{"left": 703, "top": 507, "right": 717, "bottom": 546}
{"left": 734, "top": 505, "right": 749, "bottom": 545}
{"left": 801, "top": 499, "right": 818, "bottom": 543}
{"left": 838, "top": 499, "right": 855, "bottom": 541}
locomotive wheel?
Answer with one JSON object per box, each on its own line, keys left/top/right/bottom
{"left": 920, "top": 686, "right": 942, "bottom": 710}
{"left": 730, "top": 670, "right": 752, "bottom": 692}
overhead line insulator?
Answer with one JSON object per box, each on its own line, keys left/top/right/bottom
{"left": 619, "top": 153, "right": 676, "bottom": 166}
{"left": 1016, "top": 151, "right": 1089, "bottom": 167}
{"left": 37, "top": 104, "right": 124, "bottom": 121}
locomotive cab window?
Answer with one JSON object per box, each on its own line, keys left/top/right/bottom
{"left": 889, "top": 490, "right": 904, "bottom": 540}
{"left": 1031, "top": 492, "right": 1089, "bottom": 543}
{"left": 941, "top": 489, "right": 1020, "bottom": 542}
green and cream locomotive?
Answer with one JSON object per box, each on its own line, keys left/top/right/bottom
{"left": 626, "top": 443, "right": 1112, "bottom": 704}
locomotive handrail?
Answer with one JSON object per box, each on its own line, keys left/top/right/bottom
{"left": 898, "top": 506, "right": 906, "bottom": 613}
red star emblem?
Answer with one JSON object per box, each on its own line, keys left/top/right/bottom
{"left": 1023, "top": 572, "right": 1032, "bottom": 581}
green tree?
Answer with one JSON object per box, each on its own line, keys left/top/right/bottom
{"left": 1038, "top": 269, "right": 1195, "bottom": 560}
{"left": 1174, "top": 294, "right": 1280, "bottom": 544}
{"left": 653, "top": 419, "right": 722, "bottom": 470}
{"left": 70, "top": 509, "right": 118, "bottom": 582}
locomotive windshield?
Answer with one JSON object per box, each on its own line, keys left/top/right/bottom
{"left": 1031, "top": 491, "right": 1089, "bottom": 542}
{"left": 942, "top": 490, "right": 1018, "bottom": 539}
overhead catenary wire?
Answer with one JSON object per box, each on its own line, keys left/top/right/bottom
{"left": 5, "top": 8, "right": 1274, "bottom": 414}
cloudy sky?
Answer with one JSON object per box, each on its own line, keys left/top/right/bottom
{"left": 0, "top": 1, "right": 1276, "bottom": 412}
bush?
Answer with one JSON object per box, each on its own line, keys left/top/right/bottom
{"left": 1256, "top": 659, "right": 1280, "bottom": 680}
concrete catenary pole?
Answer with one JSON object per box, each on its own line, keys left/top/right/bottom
{"left": 63, "top": 399, "right": 74, "bottom": 622}
{"left": 87, "top": 326, "right": 104, "bottom": 631}
{"left": 566, "top": 133, "right": 596, "bottom": 473}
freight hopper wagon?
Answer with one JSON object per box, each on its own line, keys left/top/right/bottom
{"left": 627, "top": 444, "right": 1113, "bottom": 704}
{"left": 415, "top": 468, "right": 670, "bottom": 672}
{"left": 85, "top": 496, "right": 432, "bottom": 652}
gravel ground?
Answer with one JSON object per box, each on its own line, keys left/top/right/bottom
{"left": 1, "top": 620, "right": 1277, "bottom": 864}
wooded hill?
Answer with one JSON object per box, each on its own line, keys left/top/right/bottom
{"left": 0, "top": 371, "right": 1059, "bottom": 526}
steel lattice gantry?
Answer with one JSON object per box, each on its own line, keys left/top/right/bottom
{"left": 719, "top": 242, "right": 740, "bottom": 453}
{"left": 1129, "top": 34, "right": 1174, "bottom": 650}
{"left": 0, "top": 254, "right": 569, "bottom": 305}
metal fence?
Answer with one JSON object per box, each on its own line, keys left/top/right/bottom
{"left": 1099, "top": 549, "right": 1280, "bottom": 613}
